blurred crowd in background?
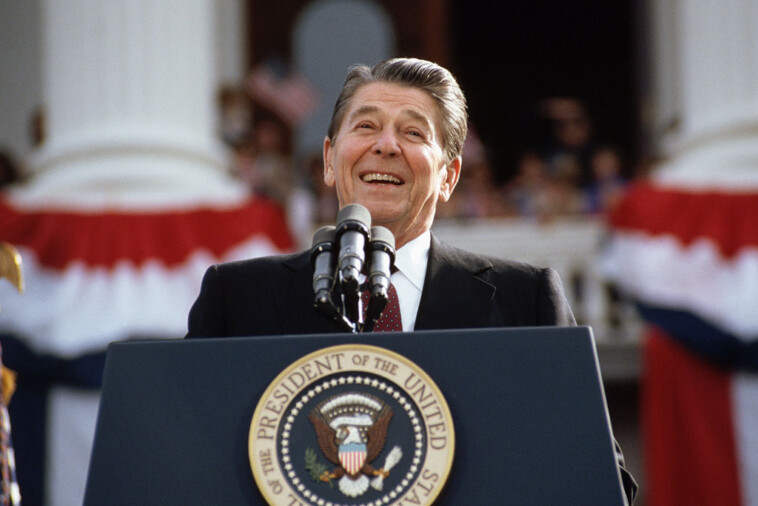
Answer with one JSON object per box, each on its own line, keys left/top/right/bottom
{"left": 0, "top": 74, "right": 641, "bottom": 244}
{"left": 215, "top": 72, "right": 642, "bottom": 249}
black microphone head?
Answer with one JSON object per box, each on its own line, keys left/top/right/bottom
{"left": 369, "top": 226, "right": 395, "bottom": 251}
{"left": 310, "top": 225, "right": 335, "bottom": 265}
{"left": 336, "top": 204, "right": 371, "bottom": 236}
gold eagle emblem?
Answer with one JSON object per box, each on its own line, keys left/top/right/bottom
{"left": 307, "top": 392, "right": 403, "bottom": 498}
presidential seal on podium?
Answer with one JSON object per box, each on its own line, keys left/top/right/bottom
{"left": 249, "top": 344, "right": 454, "bottom": 505}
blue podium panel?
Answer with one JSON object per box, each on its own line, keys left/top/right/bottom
{"left": 85, "top": 327, "right": 626, "bottom": 505}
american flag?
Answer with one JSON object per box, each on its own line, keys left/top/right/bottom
{"left": 246, "top": 65, "right": 319, "bottom": 127}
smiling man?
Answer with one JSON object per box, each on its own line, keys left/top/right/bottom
{"left": 186, "top": 58, "right": 636, "bottom": 503}
{"left": 187, "top": 57, "right": 576, "bottom": 337}
{"left": 323, "top": 80, "right": 459, "bottom": 250}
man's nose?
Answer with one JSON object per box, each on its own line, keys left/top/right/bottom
{"left": 373, "top": 129, "right": 400, "bottom": 157}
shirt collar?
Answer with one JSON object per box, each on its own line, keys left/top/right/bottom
{"left": 393, "top": 230, "right": 430, "bottom": 292}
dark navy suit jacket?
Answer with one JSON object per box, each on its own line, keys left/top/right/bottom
{"left": 186, "top": 234, "right": 576, "bottom": 338}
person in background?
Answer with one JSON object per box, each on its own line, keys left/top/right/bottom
{"left": 583, "top": 144, "right": 628, "bottom": 214}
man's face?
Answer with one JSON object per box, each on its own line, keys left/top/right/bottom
{"left": 324, "top": 82, "right": 461, "bottom": 249}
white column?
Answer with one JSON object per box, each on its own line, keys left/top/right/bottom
{"left": 647, "top": 0, "right": 758, "bottom": 188}
{"left": 26, "top": 0, "right": 242, "bottom": 207}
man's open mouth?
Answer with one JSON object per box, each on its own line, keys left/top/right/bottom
{"left": 361, "top": 173, "right": 402, "bottom": 185}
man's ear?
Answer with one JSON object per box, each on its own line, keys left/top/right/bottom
{"left": 323, "top": 136, "right": 335, "bottom": 187}
{"left": 438, "top": 156, "right": 462, "bottom": 202}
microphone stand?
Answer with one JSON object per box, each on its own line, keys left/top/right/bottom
{"left": 311, "top": 206, "right": 396, "bottom": 333}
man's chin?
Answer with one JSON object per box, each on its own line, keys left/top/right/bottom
{"left": 358, "top": 204, "right": 401, "bottom": 226}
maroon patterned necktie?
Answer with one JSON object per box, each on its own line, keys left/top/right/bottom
{"left": 362, "top": 282, "right": 403, "bottom": 332}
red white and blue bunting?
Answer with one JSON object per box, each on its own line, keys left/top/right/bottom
{"left": 602, "top": 180, "right": 758, "bottom": 506}
{"left": 0, "top": 194, "right": 294, "bottom": 505}
{"left": 0, "top": 198, "right": 293, "bottom": 355}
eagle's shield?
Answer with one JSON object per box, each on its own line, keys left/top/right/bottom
{"left": 339, "top": 443, "right": 367, "bottom": 476}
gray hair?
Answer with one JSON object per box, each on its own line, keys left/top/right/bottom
{"left": 327, "top": 58, "right": 468, "bottom": 162}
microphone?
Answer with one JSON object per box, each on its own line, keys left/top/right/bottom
{"left": 334, "top": 204, "right": 371, "bottom": 325}
{"left": 311, "top": 226, "right": 336, "bottom": 307}
{"left": 363, "top": 226, "right": 395, "bottom": 332}
{"left": 310, "top": 225, "right": 354, "bottom": 332}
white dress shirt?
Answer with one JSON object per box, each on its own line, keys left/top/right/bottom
{"left": 391, "top": 230, "right": 430, "bottom": 331}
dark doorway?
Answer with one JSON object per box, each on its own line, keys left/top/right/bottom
{"left": 451, "top": 0, "right": 639, "bottom": 183}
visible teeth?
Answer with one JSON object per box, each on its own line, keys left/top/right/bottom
{"left": 362, "top": 173, "right": 401, "bottom": 184}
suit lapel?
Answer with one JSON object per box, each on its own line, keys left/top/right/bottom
{"left": 279, "top": 252, "right": 345, "bottom": 335}
{"left": 414, "top": 235, "right": 496, "bottom": 330}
